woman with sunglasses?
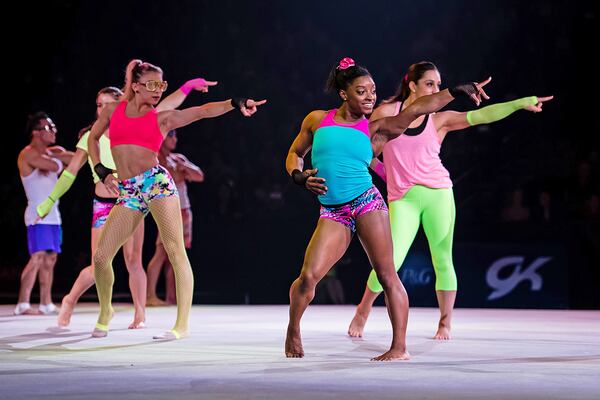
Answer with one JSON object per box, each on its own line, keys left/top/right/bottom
{"left": 285, "top": 57, "right": 489, "bottom": 360}
{"left": 36, "top": 79, "right": 214, "bottom": 328}
{"left": 348, "top": 61, "right": 552, "bottom": 340}
{"left": 87, "top": 59, "right": 265, "bottom": 339}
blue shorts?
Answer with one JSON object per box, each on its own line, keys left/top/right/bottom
{"left": 27, "top": 224, "right": 62, "bottom": 255}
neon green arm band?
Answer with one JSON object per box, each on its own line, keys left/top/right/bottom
{"left": 36, "top": 170, "right": 76, "bottom": 217}
{"left": 466, "top": 96, "right": 538, "bottom": 126}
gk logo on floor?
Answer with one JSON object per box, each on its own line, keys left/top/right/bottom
{"left": 486, "top": 256, "right": 552, "bottom": 300}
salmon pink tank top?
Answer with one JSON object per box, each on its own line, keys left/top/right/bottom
{"left": 109, "top": 101, "right": 164, "bottom": 152}
{"left": 383, "top": 102, "right": 452, "bottom": 202}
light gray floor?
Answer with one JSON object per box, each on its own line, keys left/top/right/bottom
{"left": 0, "top": 304, "right": 598, "bottom": 400}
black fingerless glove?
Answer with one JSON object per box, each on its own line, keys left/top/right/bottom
{"left": 449, "top": 83, "right": 478, "bottom": 98}
{"left": 291, "top": 169, "right": 307, "bottom": 186}
{"left": 94, "top": 163, "right": 113, "bottom": 182}
{"left": 231, "top": 97, "right": 249, "bottom": 109}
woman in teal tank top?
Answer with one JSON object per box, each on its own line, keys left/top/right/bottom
{"left": 284, "top": 57, "right": 490, "bottom": 361}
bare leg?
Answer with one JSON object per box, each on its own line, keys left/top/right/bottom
{"left": 286, "top": 219, "right": 352, "bottom": 358}
{"left": 122, "top": 220, "right": 147, "bottom": 328}
{"left": 434, "top": 290, "right": 456, "bottom": 340}
{"left": 146, "top": 243, "right": 168, "bottom": 306}
{"left": 15, "top": 255, "right": 42, "bottom": 315}
{"left": 58, "top": 265, "right": 94, "bottom": 326}
{"left": 59, "top": 224, "right": 106, "bottom": 326}
{"left": 38, "top": 252, "right": 57, "bottom": 306}
{"left": 348, "top": 287, "right": 379, "bottom": 337}
{"left": 356, "top": 210, "right": 410, "bottom": 361}
{"left": 18, "top": 254, "right": 43, "bottom": 303}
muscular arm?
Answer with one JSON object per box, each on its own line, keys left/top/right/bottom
{"left": 160, "top": 98, "right": 266, "bottom": 132}
{"left": 174, "top": 154, "right": 204, "bottom": 182}
{"left": 371, "top": 78, "right": 492, "bottom": 143}
{"left": 157, "top": 78, "right": 218, "bottom": 112}
{"left": 285, "top": 111, "right": 321, "bottom": 174}
{"left": 368, "top": 102, "right": 397, "bottom": 161}
{"left": 156, "top": 90, "right": 188, "bottom": 112}
{"left": 374, "top": 89, "right": 455, "bottom": 138}
{"left": 159, "top": 100, "right": 235, "bottom": 132}
{"left": 286, "top": 111, "right": 328, "bottom": 194}
{"left": 23, "top": 150, "right": 61, "bottom": 172}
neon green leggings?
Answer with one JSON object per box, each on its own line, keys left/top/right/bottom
{"left": 367, "top": 185, "right": 457, "bottom": 292}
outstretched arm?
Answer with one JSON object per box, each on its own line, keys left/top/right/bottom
{"left": 286, "top": 111, "right": 327, "bottom": 195}
{"left": 374, "top": 78, "right": 492, "bottom": 139}
{"left": 156, "top": 78, "right": 218, "bottom": 112}
{"left": 436, "top": 95, "right": 554, "bottom": 134}
{"left": 160, "top": 98, "right": 267, "bottom": 132}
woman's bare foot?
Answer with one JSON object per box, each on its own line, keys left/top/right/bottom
{"left": 146, "top": 296, "right": 167, "bottom": 307}
{"left": 433, "top": 325, "right": 451, "bottom": 340}
{"left": 371, "top": 349, "right": 410, "bottom": 361}
{"left": 57, "top": 295, "right": 74, "bottom": 327}
{"left": 128, "top": 319, "right": 146, "bottom": 329}
{"left": 348, "top": 311, "right": 368, "bottom": 337}
{"left": 285, "top": 326, "right": 304, "bottom": 358}
{"left": 128, "top": 308, "right": 146, "bottom": 329}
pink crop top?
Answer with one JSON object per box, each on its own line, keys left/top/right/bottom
{"left": 109, "top": 101, "right": 164, "bottom": 152}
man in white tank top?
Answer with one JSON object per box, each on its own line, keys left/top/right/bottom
{"left": 15, "top": 112, "right": 73, "bottom": 315}
{"left": 146, "top": 129, "right": 204, "bottom": 306}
